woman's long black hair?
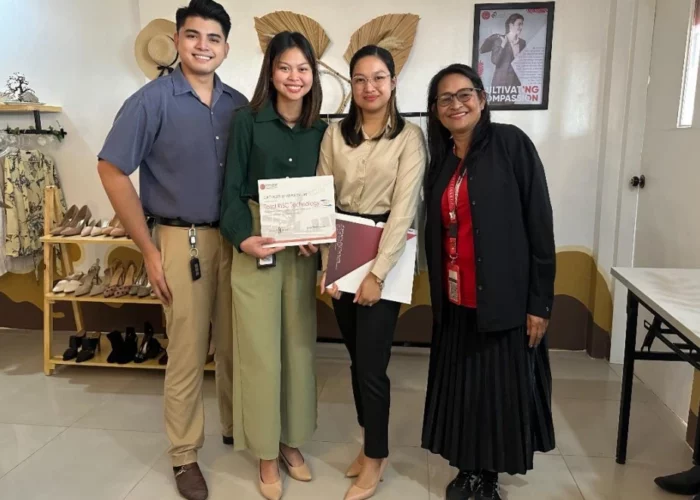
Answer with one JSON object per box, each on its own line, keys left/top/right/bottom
{"left": 426, "top": 64, "right": 492, "bottom": 183}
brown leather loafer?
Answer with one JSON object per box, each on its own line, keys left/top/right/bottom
{"left": 173, "top": 463, "right": 208, "bottom": 500}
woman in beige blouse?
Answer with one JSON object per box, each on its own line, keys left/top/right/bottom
{"left": 318, "top": 45, "right": 426, "bottom": 500}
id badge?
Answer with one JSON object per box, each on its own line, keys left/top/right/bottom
{"left": 257, "top": 254, "right": 276, "bottom": 269}
{"left": 447, "top": 263, "right": 461, "bottom": 305}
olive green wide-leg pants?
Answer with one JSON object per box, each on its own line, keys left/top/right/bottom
{"left": 230, "top": 202, "right": 318, "bottom": 459}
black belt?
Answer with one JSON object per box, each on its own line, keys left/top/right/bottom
{"left": 153, "top": 216, "right": 219, "bottom": 228}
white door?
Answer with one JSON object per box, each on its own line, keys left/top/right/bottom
{"left": 612, "top": 0, "right": 700, "bottom": 423}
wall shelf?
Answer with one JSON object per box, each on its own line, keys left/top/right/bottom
{"left": 0, "top": 104, "right": 62, "bottom": 113}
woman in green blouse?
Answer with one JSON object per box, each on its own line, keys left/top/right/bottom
{"left": 220, "top": 31, "right": 327, "bottom": 500}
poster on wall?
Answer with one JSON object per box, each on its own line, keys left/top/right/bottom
{"left": 472, "top": 2, "right": 555, "bottom": 110}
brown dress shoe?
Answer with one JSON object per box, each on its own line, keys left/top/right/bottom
{"left": 173, "top": 463, "right": 208, "bottom": 500}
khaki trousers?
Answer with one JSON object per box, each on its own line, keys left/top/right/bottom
{"left": 231, "top": 202, "right": 318, "bottom": 459}
{"left": 156, "top": 225, "right": 234, "bottom": 467}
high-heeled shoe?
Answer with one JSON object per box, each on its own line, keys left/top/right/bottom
{"left": 103, "top": 261, "right": 125, "bottom": 298}
{"left": 345, "top": 452, "right": 364, "bottom": 478}
{"left": 259, "top": 461, "right": 283, "bottom": 500}
{"left": 74, "top": 260, "right": 101, "bottom": 297}
{"left": 76, "top": 333, "right": 101, "bottom": 363}
{"left": 89, "top": 265, "right": 114, "bottom": 297}
{"left": 50, "top": 205, "right": 78, "bottom": 236}
{"left": 91, "top": 220, "right": 109, "bottom": 237}
{"left": 134, "top": 323, "right": 163, "bottom": 363}
{"left": 60, "top": 205, "right": 92, "bottom": 236}
{"left": 80, "top": 220, "right": 97, "bottom": 237}
{"left": 52, "top": 271, "right": 84, "bottom": 293}
{"left": 62, "top": 330, "right": 87, "bottom": 361}
{"left": 110, "top": 219, "right": 127, "bottom": 238}
{"left": 102, "top": 215, "right": 119, "bottom": 236}
{"left": 344, "top": 459, "right": 389, "bottom": 500}
{"left": 137, "top": 277, "right": 153, "bottom": 298}
{"left": 114, "top": 261, "right": 137, "bottom": 298}
{"left": 129, "top": 262, "right": 146, "bottom": 295}
{"left": 279, "top": 447, "right": 312, "bottom": 482}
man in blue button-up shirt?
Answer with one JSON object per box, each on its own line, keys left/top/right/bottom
{"left": 97, "top": 2, "right": 247, "bottom": 498}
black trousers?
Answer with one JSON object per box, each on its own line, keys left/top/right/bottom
{"left": 332, "top": 293, "right": 401, "bottom": 459}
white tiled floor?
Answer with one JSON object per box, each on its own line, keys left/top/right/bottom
{"left": 0, "top": 329, "right": 693, "bottom": 499}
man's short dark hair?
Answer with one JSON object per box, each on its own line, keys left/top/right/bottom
{"left": 176, "top": 0, "right": 231, "bottom": 39}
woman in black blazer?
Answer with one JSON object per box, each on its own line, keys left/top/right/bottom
{"left": 420, "top": 63, "right": 556, "bottom": 500}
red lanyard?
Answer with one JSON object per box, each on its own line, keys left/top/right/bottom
{"left": 447, "top": 158, "right": 465, "bottom": 262}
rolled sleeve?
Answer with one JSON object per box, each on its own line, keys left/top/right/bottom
{"left": 98, "top": 94, "right": 159, "bottom": 175}
{"left": 372, "top": 127, "right": 427, "bottom": 281}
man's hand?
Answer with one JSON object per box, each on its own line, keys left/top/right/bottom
{"left": 527, "top": 314, "right": 549, "bottom": 348}
{"left": 240, "top": 236, "right": 284, "bottom": 259}
{"left": 144, "top": 247, "right": 172, "bottom": 306}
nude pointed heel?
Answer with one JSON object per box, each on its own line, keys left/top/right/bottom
{"left": 259, "top": 461, "right": 283, "bottom": 500}
{"left": 279, "top": 449, "right": 312, "bottom": 482}
{"left": 345, "top": 454, "right": 363, "bottom": 478}
{"left": 344, "top": 459, "right": 388, "bottom": 500}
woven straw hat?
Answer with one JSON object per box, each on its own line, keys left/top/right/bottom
{"left": 135, "top": 19, "right": 179, "bottom": 80}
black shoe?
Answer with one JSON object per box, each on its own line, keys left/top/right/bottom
{"left": 134, "top": 324, "right": 162, "bottom": 363}
{"left": 475, "top": 471, "right": 501, "bottom": 500}
{"left": 106, "top": 330, "right": 124, "bottom": 364}
{"left": 655, "top": 466, "right": 700, "bottom": 495}
{"left": 117, "top": 327, "right": 138, "bottom": 364}
{"left": 75, "top": 333, "right": 101, "bottom": 363}
{"left": 159, "top": 351, "right": 168, "bottom": 365}
{"left": 222, "top": 435, "right": 233, "bottom": 446}
{"left": 447, "top": 470, "right": 480, "bottom": 500}
{"left": 62, "top": 331, "right": 86, "bottom": 361}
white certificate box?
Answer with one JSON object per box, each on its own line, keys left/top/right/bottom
{"left": 258, "top": 175, "right": 337, "bottom": 248}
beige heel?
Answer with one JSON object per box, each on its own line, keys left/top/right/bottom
{"left": 279, "top": 449, "right": 312, "bottom": 482}
{"left": 345, "top": 454, "right": 363, "bottom": 478}
{"left": 344, "top": 459, "right": 388, "bottom": 500}
{"left": 259, "top": 460, "right": 282, "bottom": 500}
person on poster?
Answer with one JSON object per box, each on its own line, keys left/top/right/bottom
{"left": 481, "top": 13, "right": 526, "bottom": 98}
{"left": 97, "top": 1, "right": 247, "bottom": 499}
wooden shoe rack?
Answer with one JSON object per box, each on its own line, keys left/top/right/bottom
{"left": 41, "top": 186, "right": 215, "bottom": 375}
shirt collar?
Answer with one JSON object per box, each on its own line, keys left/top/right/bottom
{"left": 172, "top": 64, "right": 225, "bottom": 99}
{"left": 255, "top": 100, "right": 326, "bottom": 131}
{"left": 361, "top": 116, "right": 393, "bottom": 140}
{"left": 255, "top": 100, "right": 280, "bottom": 123}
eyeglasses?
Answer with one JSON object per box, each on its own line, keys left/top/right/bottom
{"left": 435, "top": 88, "right": 482, "bottom": 107}
{"left": 351, "top": 74, "right": 391, "bottom": 88}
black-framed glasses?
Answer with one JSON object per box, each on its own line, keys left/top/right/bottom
{"left": 435, "top": 88, "right": 483, "bottom": 107}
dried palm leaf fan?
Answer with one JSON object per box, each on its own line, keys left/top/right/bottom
{"left": 344, "top": 14, "right": 420, "bottom": 76}
{"left": 254, "top": 11, "right": 350, "bottom": 114}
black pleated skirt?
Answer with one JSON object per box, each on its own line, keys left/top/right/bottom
{"left": 421, "top": 302, "right": 555, "bottom": 475}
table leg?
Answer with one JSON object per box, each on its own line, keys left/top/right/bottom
{"left": 616, "top": 290, "right": 639, "bottom": 464}
{"left": 694, "top": 403, "right": 700, "bottom": 465}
